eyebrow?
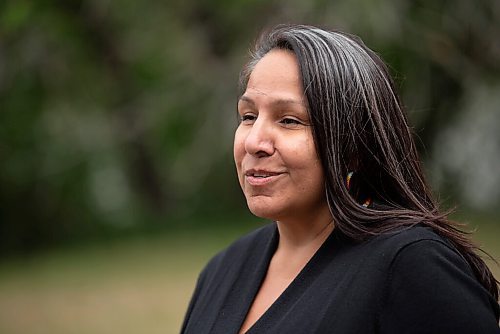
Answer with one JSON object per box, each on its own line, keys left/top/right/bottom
{"left": 238, "top": 95, "right": 305, "bottom": 108}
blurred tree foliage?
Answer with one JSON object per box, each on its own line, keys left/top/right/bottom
{"left": 1, "top": 0, "right": 499, "bottom": 254}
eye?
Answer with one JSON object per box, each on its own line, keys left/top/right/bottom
{"left": 240, "top": 114, "right": 256, "bottom": 123}
{"left": 280, "top": 117, "right": 302, "bottom": 127}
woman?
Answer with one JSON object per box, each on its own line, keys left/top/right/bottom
{"left": 181, "top": 24, "right": 500, "bottom": 333}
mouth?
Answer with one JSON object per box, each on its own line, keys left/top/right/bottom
{"left": 244, "top": 169, "right": 284, "bottom": 186}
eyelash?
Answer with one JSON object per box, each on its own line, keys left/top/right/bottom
{"left": 280, "top": 118, "right": 301, "bottom": 125}
{"left": 240, "top": 114, "right": 256, "bottom": 122}
{"left": 239, "top": 114, "right": 303, "bottom": 127}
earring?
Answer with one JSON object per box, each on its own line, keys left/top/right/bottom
{"left": 346, "top": 171, "right": 354, "bottom": 190}
{"left": 361, "top": 197, "right": 372, "bottom": 208}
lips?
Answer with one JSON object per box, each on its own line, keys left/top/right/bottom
{"left": 245, "top": 170, "right": 281, "bottom": 177}
{"left": 244, "top": 169, "right": 284, "bottom": 186}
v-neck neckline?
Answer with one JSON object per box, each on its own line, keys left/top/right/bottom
{"left": 238, "top": 223, "right": 344, "bottom": 334}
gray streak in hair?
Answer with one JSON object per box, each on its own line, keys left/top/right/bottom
{"left": 238, "top": 24, "right": 498, "bottom": 300}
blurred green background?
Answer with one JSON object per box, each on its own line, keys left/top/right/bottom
{"left": 1, "top": 0, "right": 499, "bottom": 333}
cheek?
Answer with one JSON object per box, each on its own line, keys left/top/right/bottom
{"left": 290, "top": 136, "right": 324, "bottom": 185}
{"left": 233, "top": 129, "right": 246, "bottom": 180}
{"left": 290, "top": 136, "right": 319, "bottom": 168}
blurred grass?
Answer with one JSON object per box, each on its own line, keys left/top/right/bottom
{"left": 0, "top": 226, "right": 253, "bottom": 334}
{"left": 0, "top": 219, "right": 498, "bottom": 334}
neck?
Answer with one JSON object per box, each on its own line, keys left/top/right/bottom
{"left": 269, "top": 210, "right": 334, "bottom": 279}
{"left": 275, "top": 208, "right": 334, "bottom": 251}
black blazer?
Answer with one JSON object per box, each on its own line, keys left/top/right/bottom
{"left": 181, "top": 223, "right": 500, "bottom": 333}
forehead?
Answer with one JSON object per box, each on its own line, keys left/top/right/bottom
{"left": 243, "top": 49, "right": 305, "bottom": 104}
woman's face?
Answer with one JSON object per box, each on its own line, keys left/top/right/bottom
{"left": 234, "top": 49, "right": 328, "bottom": 223}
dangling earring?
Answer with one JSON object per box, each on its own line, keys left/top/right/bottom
{"left": 346, "top": 171, "right": 372, "bottom": 208}
{"left": 346, "top": 171, "right": 354, "bottom": 191}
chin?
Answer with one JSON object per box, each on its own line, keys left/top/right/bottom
{"left": 246, "top": 199, "right": 283, "bottom": 221}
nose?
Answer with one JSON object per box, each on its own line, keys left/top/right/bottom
{"left": 244, "top": 117, "right": 275, "bottom": 158}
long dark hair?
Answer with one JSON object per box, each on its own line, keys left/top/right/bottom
{"left": 238, "top": 24, "right": 499, "bottom": 300}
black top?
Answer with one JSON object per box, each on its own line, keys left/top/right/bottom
{"left": 181, "top": 223, "right": 500, "bottom": 333}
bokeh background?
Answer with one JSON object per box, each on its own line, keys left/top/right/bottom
{"left": 1, "top": 0, "right": 499, "bottom": 333}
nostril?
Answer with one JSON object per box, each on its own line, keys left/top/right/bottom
{"left": 254, "top": 149, "right": 272, "bottom": 158}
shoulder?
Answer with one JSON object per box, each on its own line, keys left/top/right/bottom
{"left": 374, "top": 225, "right": 500, "bottom": 332}
{"left": 374, "top": 225, "right": 475, "bottom": 291}
{"left": 364, "top": 224, "right": 482, "bottom": 292}
{"left": 181, "top": 223, "right": 277, "bottom": 332}
{"left": 366, "top": 225, "right": 482, "bottom": 287}
{"left": 344, "top": 225, "right": 456, "bottom": 271}
{"left": 365, "top": 224, "right": 449, "bottom": 253}
{"left": 199, "top": 222, "right": 277, "bottom": 282}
